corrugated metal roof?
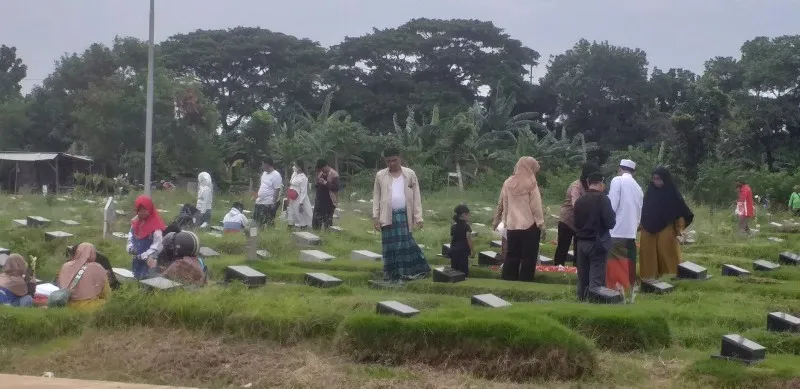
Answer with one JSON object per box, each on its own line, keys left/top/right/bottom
{"left": 0, "top": 152, "right": 93, "bottom": 162}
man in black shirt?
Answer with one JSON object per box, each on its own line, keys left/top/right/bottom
{"left": 572, "top": 172, "right": 616, "bottom": 301}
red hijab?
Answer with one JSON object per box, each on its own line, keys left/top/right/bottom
{"left": 132, "top": 195, "right": 167, "bottom": 239}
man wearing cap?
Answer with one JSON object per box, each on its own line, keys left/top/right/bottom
{"left": 606, "top": 159, "right": 643, "bottom": 291}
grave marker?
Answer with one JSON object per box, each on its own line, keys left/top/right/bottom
{"left": 211, "top": 226, "right": 224, "bottom": 232}
{"left": 351, "top": 250, "right": 382, "bottom": 261}
{"left": 299, "top": 250, "right": 334, "bottom": 263}
{"left": 640, "top": 279, "right": 675, "bottom": 294}
{"left": 767, "top": 312, "right": 800, "bottom": 333}
{"left": 139, "top": 277, "right": 183, "bottom": 292}
{"left": 224, "top": 265, "right": 267, "bottom": 287}
{"left": 471, "top": 293, "right": 512, "bottom": 308}
{"left": 60, "top": 220, "right": 80, "bottom": 226}
{"left": 753, "top": 259, "right": 780, "bottom": 271}
{"left": 12, "top": 219, "right": 27, "bottom": 227}
{"left": 111, "top": 232, "right": 128, "bottom": 240}
{"left": 247, "top": 227, "right": 258, "bottom": 261}
{"left": 440, "top": 244, "right": 451, "bottom": 257}
{"left": 778, "top": 252, "right": 800, "bottom": 265}
{"left": 0, "top": 247, "right": 8, "bottom": 255}
{"left": 538, "top": 255, "right": 554, "bottom": 266}
{"left": 256, "top": 250, "right": 271, "bottom": 259}
{"left": 768, "top": 237, "right": 784, "bottom": 243}
{"left": 433, "top": 266, "right": 466, "bottom": 283}
{"left": 376, "top": 301, "right": 419, "bottom": 318}
{"left": 722, "top": 264, "right": 751, "bottom": 277}
{"left": 587, "top": 286, "right": 624, "bottom": 304}
{"left": 676, "top": 261, "right": 710, "bottom": 280}
{"left": 198, "top": 247, "right": 219, "bottom": 257}
{"left": 26, "top": 216, "right": 51, "bottom": 228}
{"left": 293, "top": 231, "right": 321, "bottom": 246}
{"left": 0, "top": 254, "right": 7, "bottom": 267}
{"left": 330, "top": 226, "right": 344, "bottom": 233}
{"left": 715, "top": 334, "right": 766, "bottom": 364}
{"left": 566, "top": 250, "right": 576, "bottom": 263}
{"left": 112, "top": 268, "right": 135, "bottom": 282}
{"left": 103, "top": 197, "right": 116, "bottom": 240}
{"left": 44, "top": 231, "right": 73, "bottom": 241}
{"left": 478, "top": 251, "right": 501, "bottom": 266}
{"left": 769, "top": 222, "right": 783, "bottom": 228}
{"left": 84, "top": 199, "right": 96, "bottom": 204}
{"left": 490, "top": 240, "right": 502, "bottom": 248}
{"left": 115, "top": 210, "right": 126, "bottom": 216}
{"left": 207, "top": 232, "right": 223, "bottom": 238}
{"left": 304, "top": 272, "right": 342, "bottom": 288}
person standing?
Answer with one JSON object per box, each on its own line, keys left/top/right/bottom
{"left": 195, "top": 172, "right": 213, "bottom": 228}
{"left": 606, "top": 159, "right": 643, "bottom": 291}
{"left": 372, "top": 148, "right": 429, "bottom": 282}
{"left": 735, "top": 177, "right": 755, "bottom": 234}
{"left": 496, "top": 157, "right": 545, "bottom": 282}
{"left": 449, "top": 204, "right": 474, "bottom": 276}
{"left": 254, "top": 158, "right": 283, "bottom": 227}
{"left": 312, "top": 159, "right": 340, "bottom": 230}
{"left": 556, "top": 162, "right": 599, "bottom": 266}
{"left": 286, "top": 160, "right": 313, "bottom": 230}
{"left": 639, "top": 167, "right": 694, "bottom": 280}
{"left": 789, "top": 186, "right": 800, "bottom": 216}
{"left": 573, "top": 172, "right": 616, "bottom": 301}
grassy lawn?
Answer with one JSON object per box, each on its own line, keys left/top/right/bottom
{"left": 1, "top": 189, "right": 800, "bottom": 388}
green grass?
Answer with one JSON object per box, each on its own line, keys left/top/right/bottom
{"left": 1, "top": 190, "right": 800, "bottom": 387}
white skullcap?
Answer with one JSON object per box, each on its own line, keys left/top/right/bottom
{"left": 619, "top": 159, "right": 636, "bottom": 170}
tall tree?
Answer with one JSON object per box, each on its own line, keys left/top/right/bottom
{"left": 161, "top": 27, "right": 328, "bottom": 133}
{"left": 0, "top": 45, "right": 27, "bottom": 101}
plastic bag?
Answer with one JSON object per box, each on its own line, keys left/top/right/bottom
{"left": 495, "top": 222, "right": 507, "bottom": 239}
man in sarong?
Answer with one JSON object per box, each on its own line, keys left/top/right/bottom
{"left": 372, "top": 148, "right": 430, "bottom": 283}
{"left": 607, "top": 159, "right": 643, "bottom": 291}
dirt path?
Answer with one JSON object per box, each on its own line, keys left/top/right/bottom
{"left": 0, "top": 374, "right": 195, "bottom": 389}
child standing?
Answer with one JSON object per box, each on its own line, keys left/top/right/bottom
{"left": 573, "top": 172, "right": 616, "bottom": 301}
{"left": 127, "top": 195, "right": 167, "bottom": 279}
{"left": 449, "top": 205, "right": 474, "bottom": 275}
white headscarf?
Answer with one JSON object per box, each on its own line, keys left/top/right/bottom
{"left": 197, "top": 172, "right": 213, "bottom": 212}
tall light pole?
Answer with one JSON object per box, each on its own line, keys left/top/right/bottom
{"left": 143, "top": 0, "right": 155, "bottom": 195}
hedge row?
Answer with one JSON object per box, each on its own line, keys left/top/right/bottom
{"left": 0, "top": 306, "right": 88, "bottom": 344}
{"left": 337, "top": 311, "right": 596, "bottom": 381}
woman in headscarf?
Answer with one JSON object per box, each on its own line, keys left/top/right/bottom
{"left": 496, "top": 157, "right": 546, "bottom": 282}
{"left": 555, "top": 162, "right": 600, "bottom": 266}
{"left": 639, "top": 167, "right": 694, "bottom": 280}
{"left": 162, "top": 231, "right": 207, "bottom": 287}
{"left": 195, "top": 172, "right": 214, "bottom": 228}
{"left": 126, "top": 195, "right": 167, "bottom": 279}
{"left": 286, "top": 160, "right": 313, "bottom": 229}
{"left": 57, "top": 243, "right": 110, "bottom": 311}
{"left": 0, "top": 254, "right": 35, "bottom": 307}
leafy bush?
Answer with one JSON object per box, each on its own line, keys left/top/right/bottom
{"left": 685, "top": 356, "right": 800, "bottom": 389}
{"left": 337, "top": 310, "right": 596, "bottom": 381}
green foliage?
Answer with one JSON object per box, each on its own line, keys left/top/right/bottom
{"left": 0, "top": 306, "right": 87, "bottom": 344}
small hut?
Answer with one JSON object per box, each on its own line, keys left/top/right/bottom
{"left": 0, "top": 152, "right": 93, "bottom": 194}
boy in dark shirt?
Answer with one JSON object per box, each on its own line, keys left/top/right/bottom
{"left": 572, "top": 172, "right": 616, "bottom": 301}
{"left": 449, "top": 204, "right": 474, "bottom": 275}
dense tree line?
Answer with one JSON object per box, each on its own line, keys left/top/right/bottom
{"left": 0, "top": 19, "right": 799, "bottom": 204}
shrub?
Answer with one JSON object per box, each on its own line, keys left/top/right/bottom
{"left": 337, "top": 311, "right": 596, "bottom": 382}
{"left": 0, "top": 307, "right": 88, "bottom": 344}
{"left": 684, "top": 355, "right": 800, "bottom": 389}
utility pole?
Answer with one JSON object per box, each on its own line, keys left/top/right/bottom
{"left": 144, "top": 0, "right": 155, "bottom": 195}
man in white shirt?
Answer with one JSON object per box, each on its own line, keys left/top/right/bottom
{"left": 606, "top": 159, "right": 643, "bottom": 291}
{"left": 254, "top": 158, "right": 283, "bottom": 227}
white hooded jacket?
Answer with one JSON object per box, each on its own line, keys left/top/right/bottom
{"left": 196, "top": 172, "right": 213, "bottom": 213}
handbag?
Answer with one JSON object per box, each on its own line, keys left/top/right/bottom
{"left": 48, "top": 264, "right": 88, "bottom": 308}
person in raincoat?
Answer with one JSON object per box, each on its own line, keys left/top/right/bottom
{"left": 286, "top": 160, "right": 313, "bottom": 229}
{"left": 195, "top": 172, "right": 213, "bottom": 227}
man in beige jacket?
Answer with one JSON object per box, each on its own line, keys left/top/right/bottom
{"left": 372, "top": 147, "right": 430, "bottom": 282}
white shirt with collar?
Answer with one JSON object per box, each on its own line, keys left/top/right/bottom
{"left": 607, "top": 172, "right": 643, "bottom": 239}
{"left": 256, "top": 170, "right": 283, "bottom": 205}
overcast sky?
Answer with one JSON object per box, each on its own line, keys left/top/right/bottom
{"left": 2, "top": 0, "right": 798, "bottom": 94}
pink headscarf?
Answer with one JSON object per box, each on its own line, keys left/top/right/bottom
{"left": 503, "top": 157, "right": 540, "bottom": 196}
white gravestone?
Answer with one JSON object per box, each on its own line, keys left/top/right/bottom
{"left": 103, "top": 197, "right": 116, "bottom": 240}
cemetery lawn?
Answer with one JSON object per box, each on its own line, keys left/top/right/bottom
{"left": 2, "top": 191, "right": 800, "bottom": 389}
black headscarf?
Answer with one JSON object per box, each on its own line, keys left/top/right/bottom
{"left": 641, "top": 167, "right": 694, "bottom": 234}
{"left": 579, "top": 162, "right": 600, "bottom": 190}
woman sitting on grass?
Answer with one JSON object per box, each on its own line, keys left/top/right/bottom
{"left": 162, "top": 231, "right": 207, "bottom": 287}
{"left": 127, "top": 195, "right": 166, "bottom": 279}
{"left": 57, "top": 243, "right": 110, "bottom": 311}
{"left": 0, "top": 254, "right": 36, "bottom": 307}
{"left": 222, "top": 202, "right": 248, "bottom": 233}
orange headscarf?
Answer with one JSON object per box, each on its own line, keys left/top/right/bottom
{"left": 503, "top": 157, "right": 540, "bottom": 196}
{"left": 57, "top": 243, "right": 108, "bottom": 301}
{"left": 0, "top": 254, "right": 29, "bottom": 296}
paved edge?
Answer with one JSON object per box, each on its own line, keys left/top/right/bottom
{"left": 0, "top": 374, "right": 197, "bottom": 388}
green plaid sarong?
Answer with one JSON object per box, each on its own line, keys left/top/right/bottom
{"left": 381, "top": 209, "right": 430, "bottom": 281}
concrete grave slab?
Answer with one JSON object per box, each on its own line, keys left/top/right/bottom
{"left": 292, "top": 231, "right": 321, "bottom": 246}
{"left": 471, "top": 293, "right": 512, "bottom": 308}
{"left": 83, "top": 199, "right": 96, "bottom": 204}
{"left": 12, "top": 219, "right": 27, "bottom": 227}
{"left": 304, "top": 272, "right": 342, "bottom": 288}
{"left": 722, "top": 264, "right": 751, "bottom": 277}
{"left": 768, "top": 237, "right": 785, "bottom": 243}
{"left": 717, "top": 334, "right": 765, "bottom": 363}
{"left": 329, "top": 226, "right": 344, "bottom": 233}
{"left": 676, "top": 261, "right": 710, "bottom": 280}
{"left": 299, "top": 250, "right": 334, "bottom": 262}
{"left": 211, "top": 226, "right": 224, "bottom": 232}
{"left": 0, "top": 247, "right": 9, "bottom": 255}
{"left": 433, "top": 266, "right": 466, "bottom": 283}
{"left": 0, "top": 254, "right": 7, "bottom": 267}
{"left": 113, "top": 268, "right": 135, "bottom": 281}
{"left": 60, "top": 219, "right": 81, "bottom": 226}
{"left": 478, "top": 251, "right": 501, "bottom": 266}
{"left": 352, "top": 250, "right": 382, "bottom": 261}
{"left": 224, "top": 265, "right": 267, "bottom": 287}
{"left": 26, "top": 216, "right": 51, "bottom": 227}
{"left": 587, "top": 286, "right": 624, "bottom": 304}
{"left": 115, "top": 210, "right": 127, "bottom": 216}
{"left": 376, "top": 301, "right": 419, "bottom": 317}
{"left": 490, "top": 240, "right": 502, "bottom": 248}
{"left": 45, "top": 231, "right": 73, "bottom": 241}
{"left": 256, "top": 250, "right": 271, "bottom": 259}
{"left": 753, "top": 259, "right": 780, "bottom": 271}
{"left": 198, "top": 247, "right": 220, "bottom": 257}
{"left": 440, "top": 244, "right": 451, "bottom": 257}
{"left": 140, "top": 277, "right": 182, "bottom": 292}
{"left": 641, "top": 279, "right": 675, "bottom": 294}
{"left": 207, "top": 232, "right": 223, "bottom": 238}
{"left": 538, "top": 255, "right": 554, "bottom": 266}
{"left": 767, "top": 312, "right": 800, "bottom": 333}
{"left": 112, "top": 232, "right": 128, "bottom": 240}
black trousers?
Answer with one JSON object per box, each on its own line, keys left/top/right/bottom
{"left": 576, "top": 240, "right": 607, "bottom": 301}
{"left": 312, "top": 202, "right": 335, "bottom": 230}
{"left": 502, "top": 225, "right": 541, "bottom": 282}
{"left": 254, "top": 203, "right": 277, "bottom": 227}
{"left": 554, "top": 221, "right": 577, "bottom": 266}
{"left": 450, "top": 247, "right": 470, "bottom": 276}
